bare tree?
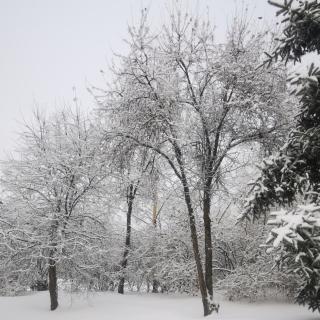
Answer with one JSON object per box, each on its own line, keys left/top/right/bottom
{"left": 0, "top": 109, "right": 107, "bottom": 310}
{"left": 109, "top": 143, "right": 152, "bottom": 294}
{"left": 95, "top": 8, "right": 291, "bottom": 316}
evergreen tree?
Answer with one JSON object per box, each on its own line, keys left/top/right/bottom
{"left": 241, "top": 0, "right": 320, "bottom": 312}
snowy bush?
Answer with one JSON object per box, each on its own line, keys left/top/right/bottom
{"left": 216, "top": 253, "right": 299, "bottom": 302}
{"left": 215, "top": 221, "right": 299, "bottom": 302}
{"left": 121, "top": 220, "right": 198, "bottom": 294}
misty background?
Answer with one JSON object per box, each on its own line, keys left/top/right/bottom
{"left": 0, "top": 0, "right": 278, "bottom": 158}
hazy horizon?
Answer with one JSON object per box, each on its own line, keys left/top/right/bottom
{"left": 0, "top": 0, "right": 278, "bottom": 159}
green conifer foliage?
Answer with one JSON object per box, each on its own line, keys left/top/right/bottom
{"left": 241, "top": 0, "right": 320, "bottom": 312}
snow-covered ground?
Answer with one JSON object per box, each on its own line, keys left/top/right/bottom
{"left": 1, "top": 291, "right": 318, "bottom": 320}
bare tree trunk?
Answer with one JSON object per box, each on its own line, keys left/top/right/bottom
{"left": 118, "top": 277, "right": 125, "bottom": 294}
{"left": 118, "top": 183, "right": 136, "bottom": 294}
{"left": 182, "top": 181, "right": 211, "bottom": 316}
{"left": 203, "top": 189, "right": 213, "bottom": 300}
{"left": 152, "top": 279, "right": 160, "bottom": 293}
{"left": 48, "top": 256, "right": 58, "bottom": 311}
{"left": 151, "top": 182, "right": 159, "bottom": 293}
{"left": 48, "top": 212, "right": 59, "bottom": 311}
{"left": 173, "top": 140, "right": 217, "bottom": 316}
{"left": 152, "top": 188, "right": 158, "bottom": 226}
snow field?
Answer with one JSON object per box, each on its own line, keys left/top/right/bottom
{"left": 0, "top": 291, "right": 319, "bottom": 320}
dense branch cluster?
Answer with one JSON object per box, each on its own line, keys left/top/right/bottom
{"left": 0, "top": 1, "right": 312, "bottom": 317}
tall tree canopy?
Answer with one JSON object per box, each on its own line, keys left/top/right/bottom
{"left": 95, "top": 8, "right": 291, "bottom": 316}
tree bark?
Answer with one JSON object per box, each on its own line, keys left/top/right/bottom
{"left": 48, "top": 257, "right": 58, "bottom": 311}
{"left": 152, "top": 279, "right": 160, "bottom": 293}
{"left": 118, "top": 277, "right": 125, "bottom": 294}
{"left": 182, "top": 182, "right": 211, "bottom": 315}
{"left": 203, "top": 188, "right": 213, "bottom": 300}
{"left": 151, "top": 181, "right": 159, "bottom": 293}
{"left": 172, "top": 140, "right": 216, "bottom": 316}
{"left": 118, "top": 183, "right": 136, "bottom": 294}
{"left": 48, "top": 212, "right": 59, "bottom": 311}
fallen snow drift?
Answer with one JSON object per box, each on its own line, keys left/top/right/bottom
{"left": 1, "top": 291, "right": 318, "bottom": 320}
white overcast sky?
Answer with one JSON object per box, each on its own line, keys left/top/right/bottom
{"left": 0, "top": 0, "right": 279, "bottom": 159}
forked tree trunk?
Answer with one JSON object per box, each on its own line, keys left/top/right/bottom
{"left": 118, "top": 183, "right": 136, "bottom": 294}
{"left": 173, "top": 141, "right": 218, "bottom": 316}
{"left": 48, "top": 257, "right": 58, "bottom": 311}
{"left": 182, "top": 182, "right": 212, "bottom": 316}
